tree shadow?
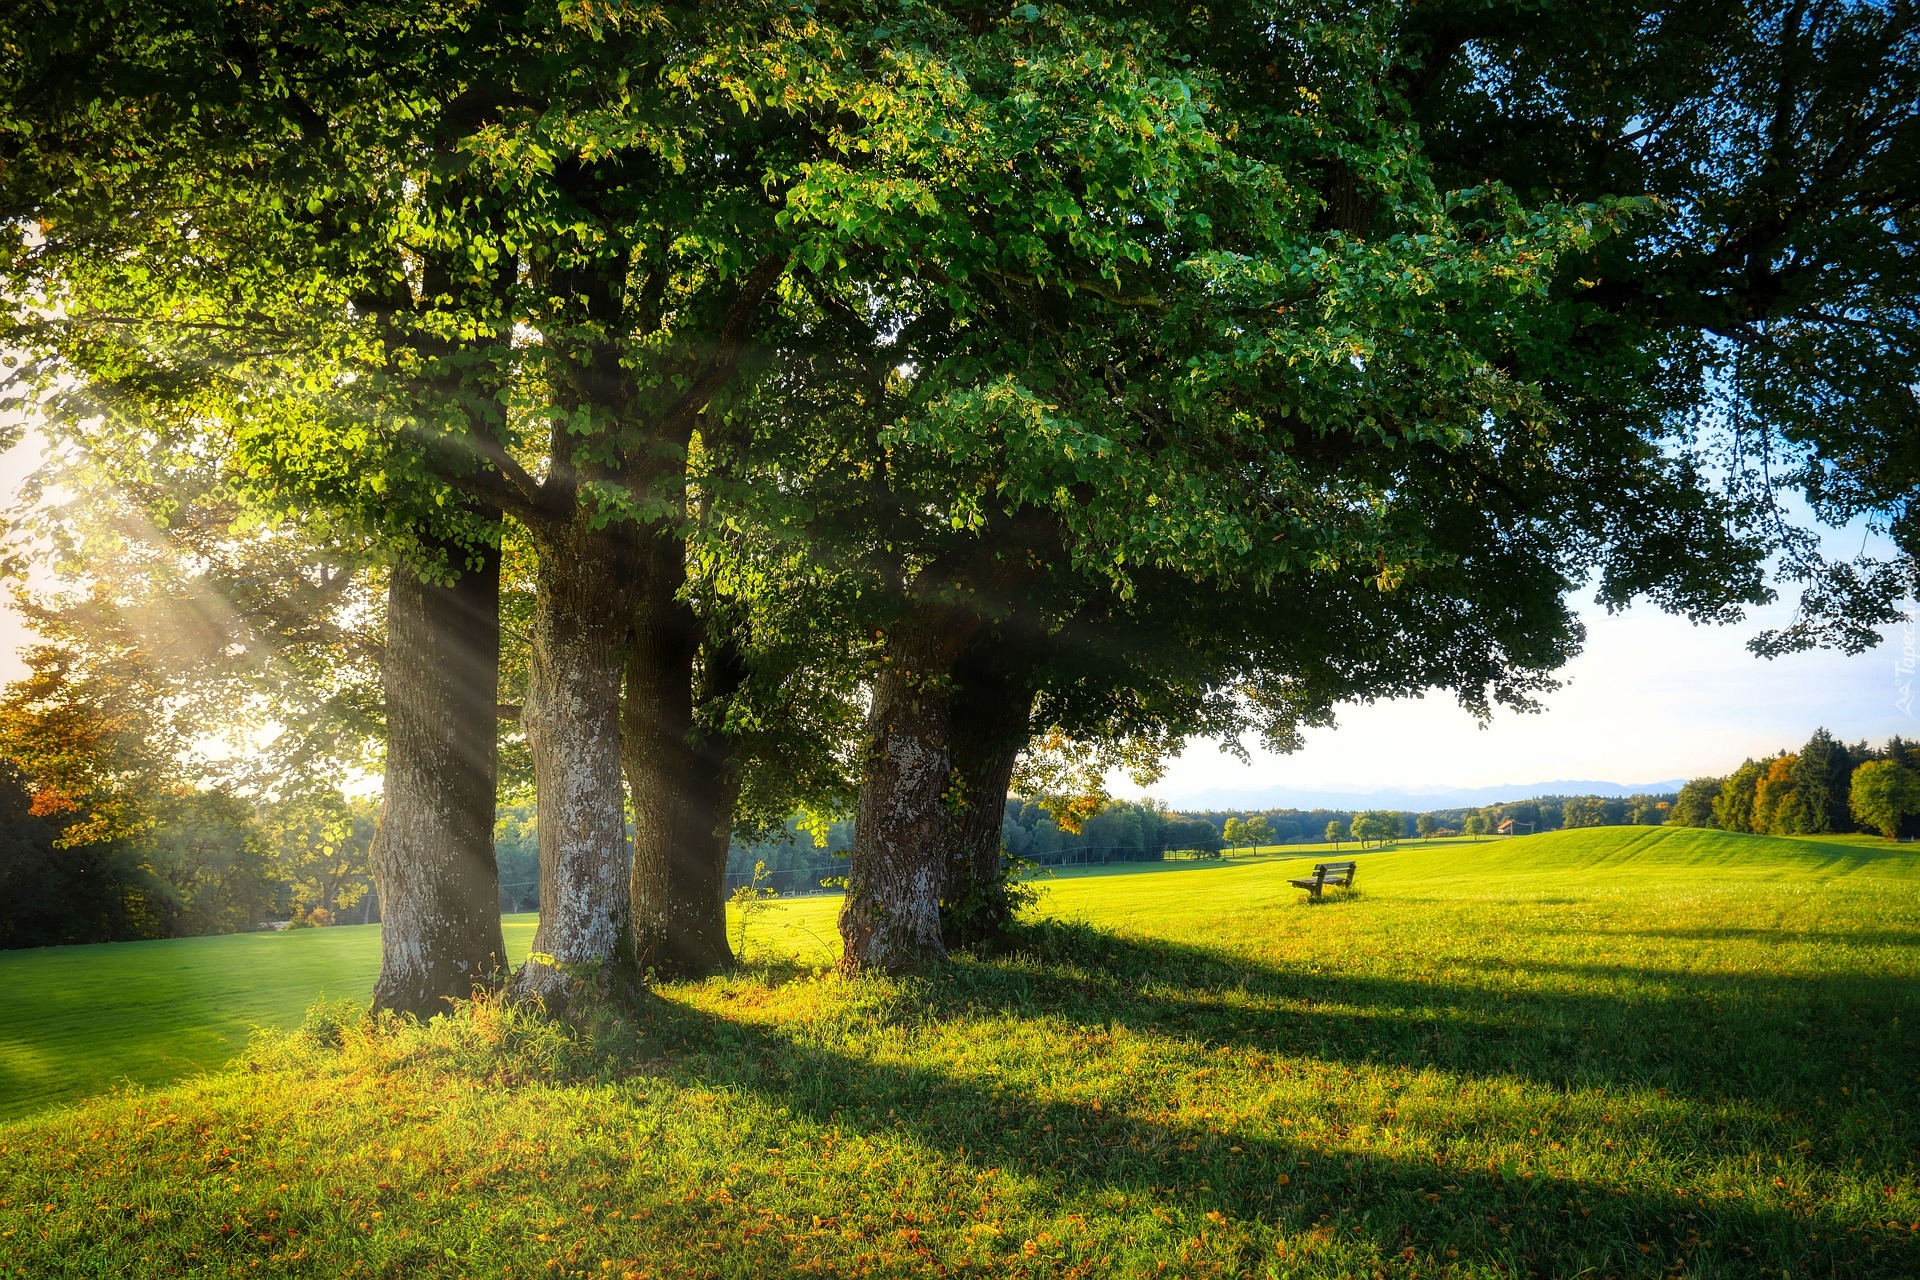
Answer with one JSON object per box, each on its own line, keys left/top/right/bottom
{"left": 631, "top": 990, "right": 1913, "bottom": 1277}
{"left": 914, "top": 923, "right": 1920, "bottom": 1113}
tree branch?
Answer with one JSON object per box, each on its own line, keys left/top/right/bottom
{"left": 975, "top": 266, "right": 1169, "bottom": 311}
{"left": 648, "top": 254, "right": 788, "bottom": 446}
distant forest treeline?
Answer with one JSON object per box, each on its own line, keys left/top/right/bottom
{"left": 721, "top": 799, "right": 1225, "bottom": 893}
{"left": 1185, "top": 794, "right": 1680, "bottom": 842}
{"left": 1666, "top": 730, "right": 1920, "bottom": 839}
{"left": 711, "top": 727, "right": 1920, "bottom": 901}
{"left": 717, "top": 788, "right": 1687, "bottom": 896}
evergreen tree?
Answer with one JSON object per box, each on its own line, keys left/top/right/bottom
{"left": 1791, "top": 729, "right": 1856, "bottom": 834}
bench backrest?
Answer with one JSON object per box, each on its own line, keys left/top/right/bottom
{"left": 1312, "top": 861, "right": 1357, "bottom": 883}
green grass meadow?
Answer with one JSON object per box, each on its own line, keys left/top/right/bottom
{"left": 0, "top": 914, "right": 543, "bottom": 1121}
{"left": 2, "top": 827, "right": 1918, "bottom": 1278}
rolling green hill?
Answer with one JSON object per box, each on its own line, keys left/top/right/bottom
{"left": 2, "top": 825, "right": 1915, "bottom": 1278}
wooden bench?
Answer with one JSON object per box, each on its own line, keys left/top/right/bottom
{"left": 1289, "top": 860, "right": 1357, "bottom": 901}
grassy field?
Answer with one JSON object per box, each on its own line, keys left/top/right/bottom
{"left": 0, "top": 915, "right": 543, "bottom": 1121}
{"left": 2, "top": 826, "right": 1917, "bottom": 1278}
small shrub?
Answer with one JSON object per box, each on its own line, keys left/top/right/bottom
{"left": 941, "top": 854, "right": 1045, "bottom": 950}
{"left": 729, "top": 860, "right": 780, "bottom": 958}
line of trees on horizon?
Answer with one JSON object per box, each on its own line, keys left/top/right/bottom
{"left": 1667, "top": 730, "right": 1920, "bottom": 840}
{"left": 716, "top": 798, "right": 1229, "bottom": 897}
{"left": 1185, "top": 791, "right": 1680, "bottom": 849}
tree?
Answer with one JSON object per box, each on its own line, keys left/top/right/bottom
{"left": 0, "top": 760, "right": 138, "bottom": 948}
{"left": 1561, "top": 797, "right": 1608, "bottom": 829}
{"left": 0, "top": 641, "right": 280, "bottom": 943}
{"left": 1158, "top": 818, "right": 1221, "bottom": 857}
{"left": 1416, "top": 814, "right": 1436, "bottom": 841}
{"left": 0, "top": 423, "right": 388, "bottom": 792}
{"left": 22, "top": 0, "right": 1406, "bottom": 985}
{"left": 1669, "top": 778, "right": 1723, "bottom": 828}
{"left": 0, "top": 594, "right": 193, "bottom": 853}
{"left": 1791, "top": 729, "right": 1856, "bottom": 834}
{"left": 1850, "top": 760, "right": 1920, "bottom": 840}
{"left": 2, "top": 4, "right": 523, "bottom": 1007}
{"left": 1754, "top": 756, "right": 1803, "bottom": 835}
{"left": 1241, "top": 816, "right": 1274, "bottom": 854}
{"left": 1462, "top": 814, "right": 1488, "bottom": 842}
{"left": 16, "top": 0, "right": 1911, "bottom": 990}
{"left": 141, "top": 791, "right": 276, "bottom": 937}
{"left": 1325, "top": 821, "right": 1345, "bottom": 850}
{"left": 11, "top": 0, "right": 1023, "bottom": 995}
{"left": 1221, "top": 818, "right": 1248, "bottom": 856}
{"left": 748, "top": 15, "right": 1528, "bottom": 967}
{"left": 1715, "top": 761, "right": 1766, "bottom": 833}
{"left": 1399, "top": 0, "right": 1920, "bottom": 656}
{"left": 1349, "top": 812, "right": 1400, "bottom": 849}
{"left": 492, "top": 804, "right": 539, "bottom": 913}
{"left": 1625, "top": 795, "right": 1670, "bottom": 826}
{"left": 751, "top": 0, "right": 1891, "bottom": 972}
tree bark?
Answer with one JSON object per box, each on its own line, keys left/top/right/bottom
{"left": 939, "top": 640, "right": 1037, "bottom": 948}
{"left": 371, "top": 535, "right": 509, "bottom": 1019}
{"left": 623, "top": 532, "right": 740, "bottom": 977}
{"left": 839, "top": 620, "right": 979, "bottom": 973}
{"left": 509, "top": 514, "right": 642, "bottom": 1011}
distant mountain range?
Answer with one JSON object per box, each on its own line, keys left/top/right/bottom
{"left": 1170, "top": 779, "right": 1688, "bottom": 813}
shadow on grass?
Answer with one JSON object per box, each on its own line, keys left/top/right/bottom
{"left": 622, "top": 919, "right": 1918, "bottom": 1278}
{"left": 901, "top": 923, "right": 1918, "bottom": 1111}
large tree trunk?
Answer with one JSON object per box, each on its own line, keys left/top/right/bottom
{"left": 839, "top": 620, "right": 977, "bottom": 973}
{"left": 509, "top": 515, "right": 642, "bottom": 1011}
{"left": 371, "top": 534, "right": 509, "bottom": 1019}
{"left": 939, "top": 641, "right": 1036, "bottom": 949}
{"left": 623, "top": 532, "right": 739, "bottom": 977}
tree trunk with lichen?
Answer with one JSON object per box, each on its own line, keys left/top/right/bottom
{"left": 371, "top": 534, "right": 509, "bottom": 1019}
{"left": 509, "top": 514, "right": 642, "bottom": 1011}
{"left": 839, "top": 620, "right": 980, "bottom": 973}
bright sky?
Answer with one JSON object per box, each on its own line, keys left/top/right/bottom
{"left": 1129, "top": 596, "right": 1914, "bottom": 805}
{"left": 1, "top": 426, "right": 1911, "bottom": 804}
